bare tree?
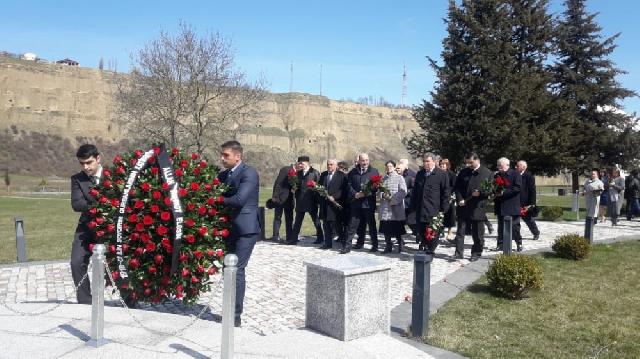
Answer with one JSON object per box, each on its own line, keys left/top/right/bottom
{"left": 116, "top": 22, "right": 266, "bottom": 154}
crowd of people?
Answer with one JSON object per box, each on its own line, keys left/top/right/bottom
{"left": 268, "top": 152, "right": 542, "bottom": 261}
{"left": 583, "top": 167, "right": 640, "bottom": 226}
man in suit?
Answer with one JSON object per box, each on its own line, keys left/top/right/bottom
{"left": 217, "top": 140, "right": 260, "bottom": 328}
{"left": 340, "top": 153, "right": 381, "bottom": 254}
{"left": 494, "top": 157, "right": 524, "bottom": 252}
{"left": 271, "top": 163, "right": 297, "bottom": 243}
{"left": 516, "top": 160, "right": 540, "bottom": 240}
{"left": 453, "top": 152, "right": 493, "bottom": 260}
{"left": 409, "top": 153, "right": 450, "bottom": 255}
{"left": 318, "top": 159, "right": 346, "bottom": 249}
{"left": 70, "top": 144, "right": 102, "bottom": 304}
{"left": 289, "top": 156, "right": 323, "bottom": 244}
{"left": 336, "top": 161, "right": 351, "bottom": 244}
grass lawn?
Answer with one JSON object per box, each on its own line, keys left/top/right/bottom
{"left": 0, "top": 188, "right": 319, "bottom": 264}
{"left": 425, "top": 241, "right": 640, "bottom": 358}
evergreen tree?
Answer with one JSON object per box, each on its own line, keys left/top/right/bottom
{"left": 553, "top": 0, "right": 638, "bottom": 190}
{"left": 407, "top": 0, "right": 562, "bottom": 173}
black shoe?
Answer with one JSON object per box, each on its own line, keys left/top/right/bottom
{"left": 469, "top": 254, "right": 481, "bottom": 261}
{"left": 368, "top": 247, "right": 379, "bottom": 252}
{"left": 313, "top": 240, "right": 323, "bottom": 244}
{"left": 383, "top": 247, "right": 392, "bottom": 253}
{"left": 517, "top": 244, "right": 524, "bottom": 252}
{"left": 319, "top": 244, "right": 332, "bottom": 249}
{"left": 339, "top": 246, "right": 351, "bottom": 254}
{"left": 271, "top": 236, "right": 280, "bottom": 242}
{"left": 284, "top": 241, "right": 297, "bottom": 245}
{"left": 398, "top": 241, "right": 403, "bottom": 253}
{"left": 124, "top": 297, "right": 138, "bottom": 308}
{"left": 453, "top": 252, "right": 464, "bottom": 260}
{"left": 353, "top": 244, "right": 364, "bottom": 250}
{"left": 234, "top": 317, "right": 241, "bottom": 328}
{"left": 532, "top": 234, "right": 539, "bottom": 241}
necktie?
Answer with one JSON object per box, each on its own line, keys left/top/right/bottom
{"left": 91, "top": 176, "right": 98, "bottom": 185}
{"left": 327, "top": 172, "right": 333, "bottom": 186}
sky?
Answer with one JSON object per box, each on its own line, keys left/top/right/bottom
{"left": 1, "top": 0, "right": 638, "bottom": 113}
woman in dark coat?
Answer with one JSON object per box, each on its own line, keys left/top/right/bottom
{"left": 440, "top": 159, "right": 457, "bottom": 241}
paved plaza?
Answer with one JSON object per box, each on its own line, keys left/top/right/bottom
{"left": 0, "top": 219, "right": 638, "bottom": 358}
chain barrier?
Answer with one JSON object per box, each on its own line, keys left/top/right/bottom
{"left": 103, "top": 259, "right": 225, "bottom": 339}
{"left": 0, "top": 264, "right": 91, "bottom": 316}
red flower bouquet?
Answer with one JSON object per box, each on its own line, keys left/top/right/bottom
{"left": 480, "top": 175, "right": 510, "bottom": 198}
{"left": 287, "top": 168, "right": 298, "bottom": 191}
{"left": 361, "top": 175, "right": 388, "bottom": 196}
{"left": 424, "top": 212, "right": 445, "bottom": 242}
{"left": 306, "top": 180, "right": 342, "bottom": 209}
{"left": 88, "top": 146, "right": 231, "bottom": 305}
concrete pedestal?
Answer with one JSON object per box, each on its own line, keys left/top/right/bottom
{"left": 304, "top": 256, "right": 391, "bottom": 341}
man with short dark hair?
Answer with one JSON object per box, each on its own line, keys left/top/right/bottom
{"left": 271, "top": 162, "right": 297, "bottom": 243}
{"left": 217, "top": 140, "right": 260, "bottom": 328}
{"left": 70, "top": 144, "right": 102, "bottom": 304}
{"left": 409, "top": 153, "right": 450, "bottom": 255}
{"left": 289, "top": 156, "right": 323, "bottom": 244}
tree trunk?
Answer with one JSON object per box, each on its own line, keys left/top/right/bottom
{"left": 571, "top": 172, "right": 579, "bottom": 193}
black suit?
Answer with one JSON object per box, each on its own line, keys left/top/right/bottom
{"left": 271, "top": 165, "right": 295, "bottom": 242}
{"left": 291, "top": 167, "right": 323, "bottom": 243}
{"left": 402, "top": 168, "right": 417, "bottom": 233}
{"left": 519, "top": 171, "right": 540, "bottom": 237}
{"left": 318, "top": 170, "right": 346, "bottom": 247}
{"left": 343, "top": 165, "right": 381, "bottom": 250}
{"left": 453, "top": 166, "right": 492, "bottom": 256}
{"left": 70, "top": 171, "right": 96, "bottom": 304}
{"left": 493, "top": 169, "right": 523, "bottom": 247}
{"left": 410, "top": 167, "right": 451, "bottom": 254}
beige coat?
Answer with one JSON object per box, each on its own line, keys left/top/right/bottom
{"left": 378, "top": 172, "right": 407, "bottom": 221}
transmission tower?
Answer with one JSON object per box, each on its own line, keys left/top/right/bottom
{"left": 401, "top": 63, "right": 407, "bottom": 106}
{"left": 289, "top": 62, "right": 294, "bottom": 93}
{"left": 319, "top": 64, "right": 323, "bottom": 96}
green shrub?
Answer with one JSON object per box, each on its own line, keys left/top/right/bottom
{"left": 541, "top": 206, "right": 563, "bottom": 221}
{"left": 552, "top": 233, "right": 590, "bottom": 260}
{"left": 486, "top": 254, "right": 543, "bottom": 299}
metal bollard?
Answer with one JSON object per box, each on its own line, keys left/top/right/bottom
{"left": 87, "top": 243, "right": 108, "bottom": 348}
{"left": 502, "top": 216, "right": 512, "bottom": 255}
{"left": 411, "top": 253, "right": 432, "bottom": 337}
{"left": 221, "top": 254, "right": 238, "bottom": 359}
{"left": 584, "top": 218, "right": 594, "bottom": 244}
{"left": 14, "top": 217, "right": 26, "bottom": 262}
{"left": 258, "top": 206, "right": 266, "bottom": 241}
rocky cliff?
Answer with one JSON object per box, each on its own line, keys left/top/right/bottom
{"left": 0, "top": 55, "right": 418, "bottom": 182}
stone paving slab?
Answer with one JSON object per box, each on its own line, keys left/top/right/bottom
{"left": 1, "top": 219, "right": 638, "bottom": 338}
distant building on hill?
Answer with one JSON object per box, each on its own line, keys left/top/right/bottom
{"left": 56, "top": 58, "right": 79, "bottom": 66}
{"left": 22, "top": 53, "right": 37, "bottom": 61}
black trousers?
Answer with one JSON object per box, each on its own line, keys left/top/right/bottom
{"left": 322, "top": 219, "right": 337, "bottom": 247}
{"left": 272, "top": 205, "right": 293, "bottom": 242}
{"left": 497, "top": 215, "right": 522, "bottom": 246}
{"left": 344, "top": 208, "right": 378, "bottom": 248}
{"left": 70, "top": 232, "right": 92, "bottom": 304}
{"left": 291, "top": 210, "right": 323, "bottom": 243}
{"left": 225, "top": 233, "right": 257, "bottom": 320}
{"left": 416, "top": 220, "right": 439, "bottom": 255}
{"left": 454, "top": 219, "right": 485, "bottom": 256}
{"left": 522, "top": 212, "right": 540, "bottom": 236}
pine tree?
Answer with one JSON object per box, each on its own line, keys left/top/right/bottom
{"left": 407, "top": 0, "right": 562, "bottom": 173}
{"left": 553, "top": 0, "right": 638, "bottom": 190}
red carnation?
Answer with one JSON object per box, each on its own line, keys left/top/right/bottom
{"left": 148, "top": 266, "right": 157, "bottom": 274}
{"left": 156, "top": 225, "right": 169, "bottom": 236}
{"left": 217, "top": 195, "right": 225, "bottom": 203}
{"left": 152, "top": 191, "right": 162, "bottom": 200}
{"left": 134, "top": 200, "right": 144, "bottom": 209}
{"left": 220, "top": 216, "right": 228, "bottom": 223}
{"left": 140, "top": 233, "right": 151, "bottom": 242}
{"left": 164, "top": 197, "right": 172, "bottom": 206}
{"left": 185, "top": 234, "right": 196, "bottom": 244}
{"left": 220, "top": 229, "right": 230, "bottom": 238}
{"left": 288, "top": 168, "right": 297, "bottom": 177}
{"left": 212, "top": 228, "right": 219, "bottom": 236}
{"left": 161, "top": 237, "right": 171, "bottom": 247}
{"left": 143, "top": 215, "right": 153, "bottom": 226}
{"left": 134, "top": 247, "right": 144, "bottom": 257}
{"left": 113, "top": 155, "right": 123, "bottom": 164}
{"left": 199, "top": 160, "right": 207, "bottom": 168}
{"left": 116, "top": 166, "right": 126, "bottom": 175}
{"left": 142, "top": 279, "right": 151, "bottom": 287}
{"left": 99, "top": 196, "right": 108, "bottom": 204}
{"left": 95, "top": 217, "right": 105, "bottom": 225}
{"left": 88, "top": 243, "right": 95, "bottom": 252}
{"left": 187, "top": 203, "right": 196, "bottom": 211}
{"left": 154, "top": 254, "right": 163, "bottom": 265}
{"left": 151, "top": 204, "right": 160, "bottom": 213}
{"left": 197, "top": 265, "right": 205, "bottom": 273}
{"left": 207, "top": 197, "right": 215, "bottom": 206}
{"left": 204, "top": 184, "right": 212, "bottom": 192}
{"left": 160, "top": 211, "right": 171, "bottom": 221}
{"left": 89, "top": 207, "right": 97, "bottom": 216}
{"left": 190, "top": 182, "right": 200, "bottom": 191}
{"left": 129, "top": 189, "right": 137, "bottom": 197}
{"left": 112, "top": 271, "right": 120, "bottom": 280}
{"left": 175, "top": 168, "right": 184, "bottom": 177}
{"left": 102, "top": 179, "right": 112, "bottom": 188}
{"left": 89, "top": 188, "right": 99, "bottom": 197}
{"left": 116, "top": 179, "right": 125, "bottom": 186}
{"left": 216, "top": 248, "right": 224, "bottom": 257}
{"left": 106, "top": 224, "right": 115, "bottom": 233}
{"left": 207, "top": 249, "right": 215, "bottom": 257}
{"left": 135, "top": 223, "right": 145, "bottom": 232}
{"left": 87, "top": 221, "right": 97, "bottom": 229}
{"left": 306, "top": 180, "right": 316, "bottom": 188}
{"left": 146, "top": 242, "right": 156, "bottom": 252}
{"left": 172, "top": 147, "right": 179, "bottom": 156}
{"left": 208, "top": 267, "right": 217, "bottom": 275}
{"left": 193, "top": 168, "right": 201, "bottom": 176}
{"left": 198, "top": 206, "right": 207, "bottom": 215}
{"left": 184, "top": 218, "right": 195, "bottom": 227}
{"left": 102, "top": 169, "right": 112, "bottom": 178}
{"left": 162, "top": 182, "right": 169, "bottom": 190}
{"left": 148, "top": 156, "right": 156, "bottom": 165}
{"left": 160, "top": 276, "right": 170, "bottom": 286}
{"left": 151, "top": 167, "right": 159, "bottom": 175}
{"left": 143, "top": 288, "right": 152, "bottom": 296}
{"left": 179, "top": 253, "right": 188, "bottom": 262}
{"left": 181, "top": 268, "right": 190, "bottom": 278}
{"left": 208, "top": 208, "right": 218, "bottom": 216}
{"left": 158, "top": 288, "right": 168, "bottom": 297}
{"left": 212, "top": 178, "right": 220, "bottom": 186}
{"left": 110, "top": 198, "right": 120, "bottom": 208}
{"left": 178, "top": 188, "right": 188, "bottom": 197}
{"left": 141, "top": 182, "right": 151, "bottom": 192}
{"left": 130, "top": 158, "right": 138, "bottom": 167}
{"left": 191, "top": 276, "right": 200, "bottom": 284}
{"left": 180, "top": 160, "right": 189, "bottom": 168}
{"left": 96, "top": 230, "right": 105, "bottom": 237}
{"left": 129, "top": 258, "right": 140, "bottom": 269}
{"left": 122, "top": 243, "right": 129, "bottom": 252}
{"left": 125, "top": 206, "right": 133, "bottom": 214}
{"left": 130, "top": 233, "right": 140, "bottom": 241}
{"left": 191, "top": 153, "right": 199, "bottom": 160}
{"left": 194, "top": 250, "right": 203, "bottom": 259}
{"left": 134, "top": 149, "right": 144, "bottom": 158}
